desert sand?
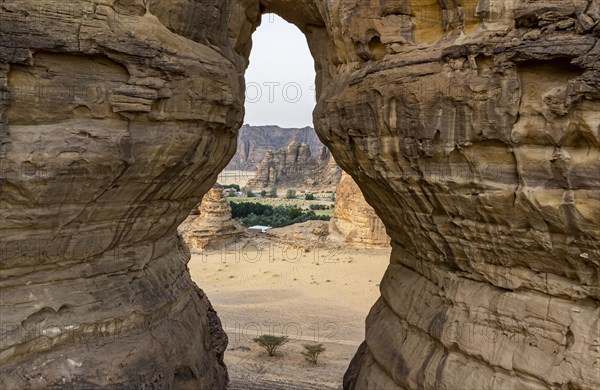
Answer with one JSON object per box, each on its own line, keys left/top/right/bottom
{"left": 189, "top": 234, "right": 390, "bottom": 389}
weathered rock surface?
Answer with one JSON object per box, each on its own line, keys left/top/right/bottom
{"left": 225, "top": 124, "right": 324, "bottom": 170}
{"left": 1, "top": 0, "right": 599, "bottom": 389}
{"left": 179, "top": 185, "right": 246, "bottom": 250}
{"left": 330, "top": 172, "right": 390, "bottom": 247}
{"left": 0, "top": 1, "right": 240, "bottom": 387}
{"left": 247, "top": 140, "right": 342, "bottom": 190}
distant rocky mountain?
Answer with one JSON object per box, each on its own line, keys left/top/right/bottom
{"left": 226, "top": 125, "right": 324, "bottom": 170}
{"left": 247, "top": 140, "right": 342, "bottom": 190}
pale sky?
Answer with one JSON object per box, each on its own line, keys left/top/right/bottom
{"left": 243, "top": 14, "right": 316, "bottom": 129}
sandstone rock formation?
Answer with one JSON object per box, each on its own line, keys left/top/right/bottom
{"left": 317, "top": 146, "right": 346, "bottom": 188}
{"left": 247, "top": 140, "right": 342, "bottom": 189}
{"left": 225, "top": 124, "right": 323, "bottom": 170}
{"left": 1, "top": 1, "right": 599, "bottom": 389}
{"left": 179, "top": 185, "right": 246, "bottom": 250}
{"left": 0, "top": 1, "right": 238, "bottom": 387}
{"left": 330, "top": 172, "right": 390, "bottom": 247}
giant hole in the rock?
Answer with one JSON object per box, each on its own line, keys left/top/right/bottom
{"left": 180, "top": 14, "right": 390, "bottom": 389}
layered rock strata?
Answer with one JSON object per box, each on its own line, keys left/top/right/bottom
{"left": 1, "top": 0, "right": 599, "bottom": 389}
{"left": 330, "top": 172, "right": 390, "bottom": 247}
{"left": 247, "top": 140, "right": 342, "bottom": 189}
{"left": 0, "top": 1, "right": 241, "bottom": 387}
{"left": 180, "top": 185, "right": 246, "bottom": 250}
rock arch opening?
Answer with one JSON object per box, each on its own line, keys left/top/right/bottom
{"left": 180, "top": 12, "right": 391, "bottom": 387}
{"left": 1, "top": 1, "right": 598, "bottom": 389}
{"left": 243, "top": 13, "right": 316, "bottom": 129}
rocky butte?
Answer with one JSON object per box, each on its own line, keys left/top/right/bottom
{"left": 179, "top": 185, "right": 246, "bottom": 250}
{"left": 0, "top": 1, "right": 599, "bottom": 389}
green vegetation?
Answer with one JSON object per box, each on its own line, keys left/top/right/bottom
{"left": 304, "top": 193, "right": 315, "bottom": 200}
{"left": 253, "top": 335, "right": 289, "bottom": 356}
{"left": 301, "top": 343, "right": 326, "bottom": 364}
{"left": 226, "top": 188, "right": 237, "bottom": 197}
{"left": 285, "top": 189, "right": 296, "bottom": 199}
{"left": 269, "top": 187, "right": 278, "bottom": 198}
{"left": 260, "top": 190, "right": 267, "bottom": 197}
{"left": 230, "top": 202, "right": 330, "bottom": 228}
{"left": 309, "top": 204, "right": 329, "bottom": 210}
{"left": 231, "top": 201, "right": 272, "bottom": 216}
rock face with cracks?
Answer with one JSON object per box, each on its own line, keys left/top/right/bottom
{"left": 1, "top": 0, "right": 599, "bottom": 389}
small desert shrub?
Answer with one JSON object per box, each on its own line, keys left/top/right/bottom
{"left": 302, "top": 343, "right": 326, "bottom": 364}
{"left": 304, "top": 193, "right": 315, "bottom": 200}
{"left": 253, "top": 335, "right": 289, "bottom": 356}
{"left": 285, "top": 189, "right": 296, "bottom": 199}
{"left": 269, "top": 187, "right": 278, "bottom": 198}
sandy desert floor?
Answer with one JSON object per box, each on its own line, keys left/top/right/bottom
{"left": 189, "top": 235, "right": 391, "bottom": 389}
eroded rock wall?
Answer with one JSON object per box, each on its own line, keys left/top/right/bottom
{"left": 330, "top": 172, "right": 390, "bottom": 247}
{"left": 0, "top": 0, "right": 252, "bottom": 387}
{"left": 1, "top": 0, "right": 599, "bottom": 389}
{"left": 257, "top": 0, "right": 600, "bottom": 389}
